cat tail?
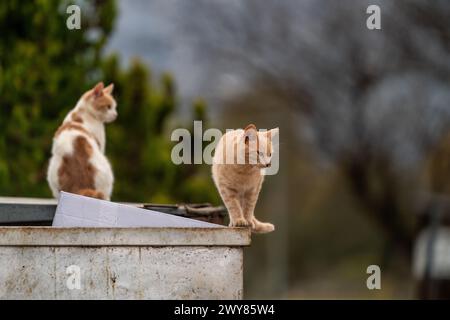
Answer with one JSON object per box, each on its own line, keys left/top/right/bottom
{"left": 78, "top": 188, "right": 105, "bottom": 200}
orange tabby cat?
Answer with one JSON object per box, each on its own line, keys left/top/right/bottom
{"left": 212, "top": 124, "right": 278, "bottom": 233}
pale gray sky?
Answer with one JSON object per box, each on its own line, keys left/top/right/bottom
{"left": 105, "top": 0, "right": 205, "bottom": 106}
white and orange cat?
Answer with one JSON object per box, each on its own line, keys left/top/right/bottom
{"left": 212, "top": 124, "right": 278, "bottom": 233}
{"left": 47, "top": 82, "right": 117, "bottom": 200}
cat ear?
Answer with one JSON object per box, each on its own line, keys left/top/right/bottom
{"left": 92, "top": 82, "right": 104, "bottom": 98}
{"left": 103, "top": 83, "right": 114, "bottom": 95}
{"left": 244, "top": 124, "right": 258, "bottom": 144}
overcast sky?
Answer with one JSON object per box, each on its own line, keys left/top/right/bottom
{"left": 105, "top": 0, "right": 204, "bottom": 105}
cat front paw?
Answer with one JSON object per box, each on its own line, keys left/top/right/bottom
{"left": 229, "top": 217, "right": 251, "bottom": 228}
{"left": 252, "top": 221, "right": 275, "bottom": 234}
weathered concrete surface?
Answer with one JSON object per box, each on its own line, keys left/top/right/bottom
{"left": 0, "top": 227, "right": 250, "bottom": 246}
{"left": 0, "top": 227, "right": 249, "bottom": 300}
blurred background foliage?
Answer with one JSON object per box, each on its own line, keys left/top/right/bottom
{"left": 0, "top": 0, "right": 218, "bottom": 204}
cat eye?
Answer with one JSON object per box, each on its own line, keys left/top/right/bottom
{"left": 106, "top": 105, "right": 111, "bottom": 110}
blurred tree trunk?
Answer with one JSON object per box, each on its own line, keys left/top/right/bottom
{"left": 341, "top": 155, "right": 413, "bottom": 261}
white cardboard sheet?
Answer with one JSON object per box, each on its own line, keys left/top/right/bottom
{"left": 52, "top": 191, "right": 221, "bottom": 228}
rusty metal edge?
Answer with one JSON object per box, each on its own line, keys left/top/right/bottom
{"left": 0, "top": 227, "right": 251, "bottom": 247}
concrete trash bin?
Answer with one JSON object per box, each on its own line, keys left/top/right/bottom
{"left": 0, "top": 227, "right": 250, "bottom": 299}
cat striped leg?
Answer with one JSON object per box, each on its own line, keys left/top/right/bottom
{"left": 219, "top": 187, "right": 249, "bottom": 227}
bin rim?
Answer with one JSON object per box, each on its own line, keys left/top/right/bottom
{"left": 0, "top": 226, "right": 251, "bottom": 247}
